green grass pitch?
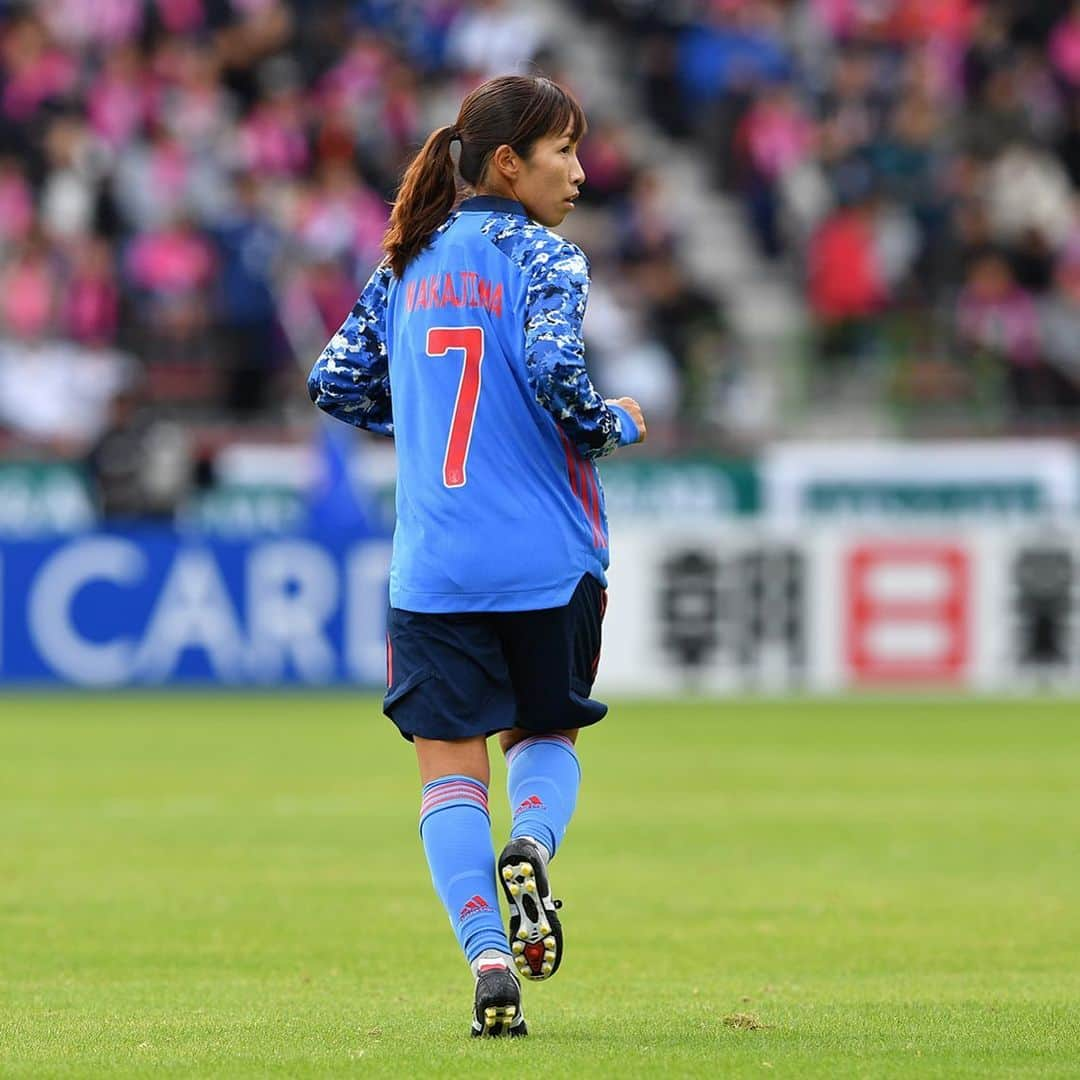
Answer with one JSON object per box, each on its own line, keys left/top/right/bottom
{"left": 2, "top": 695, "right": 1079, "bottom": 1078}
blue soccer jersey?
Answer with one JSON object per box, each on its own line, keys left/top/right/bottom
{"left": 308, "top": 195, "right": 639, "bottom": 613}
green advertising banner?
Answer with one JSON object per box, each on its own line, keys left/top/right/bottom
{"left": 0, "top": 463, "right": 95, "bottom": 535}
{"left": 764, "top": 440, "right": 1080, "bottom": 519}
{"left": 598, "top": 458, "right": 759, "bottom": 518}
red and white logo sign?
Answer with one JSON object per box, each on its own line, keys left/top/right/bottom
{"left": 845, "top": 542, "right": 970, "bottom": 684}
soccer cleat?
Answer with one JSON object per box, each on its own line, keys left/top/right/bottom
{"left": 497, "top": 837, "right": 563, "bottom": 981}
{"left": 470, "top": 961, "right": 527, "bottom": 1038}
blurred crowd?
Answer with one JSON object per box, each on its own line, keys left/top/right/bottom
{"left": 7, "top": 0, "right": 1077, "bottom": 520}
{"left": 0, "top": 0, "right": 726, "bottom": 519}
{"left": 580, "top": 0, "right": 1080, "bottom": 432}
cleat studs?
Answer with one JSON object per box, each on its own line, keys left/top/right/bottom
{"left": 543, "top": 936, "right": 556, "bottom": 948}
{"left": 541, "top": 961, "right": 553, "bottom": 975}
{"left": 539, "top": 922, "right": 550, "bottom": 935}
{"left": 502, "top": 866, "right": 514, "bottom": 881}
{"left": 509, "top": 883, "right": 520, "bottom": 896}
{"left": 512, "top": 941, "right": 525, "bottom": 954}
{"left": 521, "top": 864, "right": 533, "bottom": 877}
{"left": 524, "top": 880, "right": 536, "bottom": 894}
{"left": 516, "top": 928, "right": 529, "bottom": 941}
{"left": 544, "top": 949, "right": 555, "bottom": 961}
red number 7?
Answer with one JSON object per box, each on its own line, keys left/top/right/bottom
{"left": 426, "top": 326, "right": 485, "bottom": 488}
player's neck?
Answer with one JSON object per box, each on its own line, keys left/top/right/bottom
{"left": 472, "top": 178, "right": 517, "bottom": 202}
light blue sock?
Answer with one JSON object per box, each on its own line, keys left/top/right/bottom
{"left": 505, "top": 735, "right": 581, "bottom": 858}
{"left": 419, "top": 775, "right": 507, "bottom": 965}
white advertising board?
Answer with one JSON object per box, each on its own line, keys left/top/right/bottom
{"left": 596, "top": 522, "right": 1080, "bottom": 696}
{"left": 762, "top": 440, "right": 1079, "bottom": 519}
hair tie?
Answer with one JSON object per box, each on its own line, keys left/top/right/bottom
{"left": 449, "top": 126, "right": 462, "bottom": 143}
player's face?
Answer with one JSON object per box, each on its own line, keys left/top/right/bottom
{"left": 514, "top": 126, "right": 585, "bottom": 227}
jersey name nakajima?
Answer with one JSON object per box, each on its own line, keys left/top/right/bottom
{"left": 309, "top": 195, "right": 635, "bottom": 613}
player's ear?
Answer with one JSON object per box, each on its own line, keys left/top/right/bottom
{"left": 489, "top": 144, "right": 520, "bottom": 183}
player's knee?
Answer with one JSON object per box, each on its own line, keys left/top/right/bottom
{"left": 499, "top": 727, "right": 579, "bottom": 755}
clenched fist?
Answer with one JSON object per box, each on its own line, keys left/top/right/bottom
{"left": 607, "top": 396, "right": 647, "bottom": 444}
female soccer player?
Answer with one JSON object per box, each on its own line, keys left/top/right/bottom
{"left": 308, "top": 74, "right": 646, "bottom": 1038}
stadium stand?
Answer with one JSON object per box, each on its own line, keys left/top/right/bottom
{"left": 576, "top": 0, "right": 1080, "bottom": 436}
{"left": 1, "top": 0, "right": 1078, "bottom": 519}
{"left": 0, "top": 0, "right": 737, "bottom": 517}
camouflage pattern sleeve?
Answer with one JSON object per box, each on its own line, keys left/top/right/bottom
{"left": 522, "top": 239, "right": 625, "bottom": 459}
{"left": 307, "top": 263, "right": 394, "bottom": 437}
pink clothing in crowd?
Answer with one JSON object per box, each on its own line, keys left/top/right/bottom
{"left": 41, "top": 0, "right": 144, "bottom": 49}
{"left": 67, "top": 272, "right": 119, "bottom": 345}
{"left": 127, "top": 228, "right": 215, "bottom": 296}
{"left": 295, "top": 181, "right": 388, "bottom": 266}
{"left": 810, "top": 0, "right": 862, "bottom": 39}
{"left": 88, "top": 68, "right": 151, "bottom": 148}
{"left": 0, "top": 170, "right": 35, "bottom": 242}
{"left": 238, "top": 103, "right": 311, "bottom": 177}
{"left": 318, "top": 39, "right": 390, "bottom": 112}
{"left": 153, "top": 0, "right": 206, "bottom": 34}
{"left": 738, "top": 98, "right": 815, "bottom": 180}
{"left": 2, "top": 48, "right": 78, "bottom": 122}
{"left": 957, "top": 286, "right": 1041, "bottom": 366}
{"left": 1, "top": 257, "right": 58, "bottom": 339}
{"left": 1049, "top": 11, "right": 1080, "bottom": 87}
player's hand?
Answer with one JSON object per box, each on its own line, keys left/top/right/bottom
{"left": 608, "top": 396, "right": 647, "bottom": 443}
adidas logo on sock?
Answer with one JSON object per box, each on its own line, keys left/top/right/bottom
{"left": 515, "top": 794, "right": 545, "bottom": 814}
{"left": 459, "top": 895, "right": 493, "bottom": 921}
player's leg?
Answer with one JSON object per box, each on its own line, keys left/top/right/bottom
{"left": 414, "top": 736, "right": 524, "bottom": 1037}
{"left": 383, "top": 607, "right": 524, "bottom": 1036}
{"left": 499, "top": 725, "right": 581, "bottom": 862}
{"left": 496, "top": 726, "right": 579, "bottom": 980}
{"left": 494, "top": 573, "right": 608, "bottom": 980}
{"left": 414, "top": 736, "right": 504, "bottom": 967}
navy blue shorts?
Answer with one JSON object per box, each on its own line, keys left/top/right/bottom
{"left": 383, "top": 573, "right": 608, "bottom": 742}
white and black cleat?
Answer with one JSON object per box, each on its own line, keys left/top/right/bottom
{"left": 498, "top": 837, "right": 563, "bottom": 981}
{"left": 471, "top": 962, "right": 527, "bottom": 1038}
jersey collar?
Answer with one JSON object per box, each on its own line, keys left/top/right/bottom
{"left": 457, "top": 195, "right": 528, "bottom": 217}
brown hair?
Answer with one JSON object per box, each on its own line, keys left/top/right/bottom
{"left": 381, "top": 75, "right": 587, "bottom": 278}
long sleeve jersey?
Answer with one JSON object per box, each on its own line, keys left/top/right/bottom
{"left": 307, "top": 194, "right": 638, "bottom": 613}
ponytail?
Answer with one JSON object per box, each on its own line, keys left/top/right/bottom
{"left": 382, "top": 125, "right": 458, "bottom": 278}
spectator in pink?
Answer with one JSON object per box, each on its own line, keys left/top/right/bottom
{"left": 159, "top": 39, "right": 237, "bottom": 151}
{"left": 956, "top": 251, "right": 1050, "bottom": 416}
{"left": 317, "top": 33, "right": 390, "bottom": 113}
{"left": 0, "top": 158, "right": 36, "bottom": 246}
{"left": 292, "top": 161, "right": 387, "bottom": 273}
{"left": 66, "top": 237, "right": 121, "bottom": 347}
{"left": 87, "top": 45, "right": 153, "bottom": 150}
{"left": 125, "top": 216, "right": 216, "bottom": 340}
{"left": 1, "top": 12, "right": 78, "bottom": 124}
{"left": 0, "top": 233, "right": 62, "bottom": 341}
{"left": 735, "top": 83, "right": 815, "bottom": 256}
{"left": 152, "top": 0, "right": 207, "bottom": 35}
{"left": 1050, "top": 2, "right": 1080, "bottom": 89}
{"left": 957, "top": 253, "right": 1040, "bottom": 364}
{"left": 40, "top": 0, "right": 144, "bottom": 52}
{"left": 237, "top": 82, "right": 310, "bottom": 178}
